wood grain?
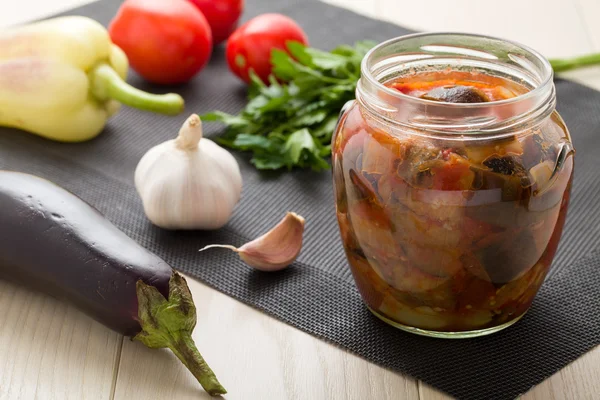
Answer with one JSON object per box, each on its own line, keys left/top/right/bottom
{"left": 1, "top": 0, "right": 600, "bottom": 399}
{"left": 0, "top": 280, "right": 121, "bottom": 400}
{"left": 112, "top": 276, "right": 419, "bottom": 400}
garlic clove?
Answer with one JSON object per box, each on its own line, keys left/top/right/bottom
{"left": 200, "top": 212, "right": 305, "bottom": 271}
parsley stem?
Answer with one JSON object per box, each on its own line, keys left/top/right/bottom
{"left": 549, "top": 53, "right": 600, "bottom": 73}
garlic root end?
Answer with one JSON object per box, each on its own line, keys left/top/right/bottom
{"left": 199, "top": 244, "right": 239, "bottom": 253}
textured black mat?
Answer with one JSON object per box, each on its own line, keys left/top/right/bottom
{"left": 1, "top": 1, "right": 599, "bottom": 399}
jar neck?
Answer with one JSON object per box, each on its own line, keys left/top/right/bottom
{"left": 356, "top": 33, "right": 556, "bottom": 139}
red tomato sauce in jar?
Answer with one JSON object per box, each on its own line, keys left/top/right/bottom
{"left": 389, "top": 70, "right": 528, "bottom": 101}
{"left": 333, "top": 69, "right": 573, "bottom": 335}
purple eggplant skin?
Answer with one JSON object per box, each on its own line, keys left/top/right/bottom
{"left": 0, "top": 171, "right": 172, "bottom": 336}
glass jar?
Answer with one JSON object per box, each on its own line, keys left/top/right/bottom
{"left": 332, "top": 33, "right": 575, "bottom": 338}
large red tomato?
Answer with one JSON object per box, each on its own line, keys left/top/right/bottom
{"left": 226, "top": 13, "right": 309, "bottom": 84}
{"left": 187, "top": 0, "right": 244, "bottom": 44}
{"left": 109, "top": 0, "right": 213, "bottom": 85}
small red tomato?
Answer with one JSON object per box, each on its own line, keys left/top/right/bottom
{"left": 226, "top": 13, "right": 309, "bottom": 83}
{"left": 187, "top": 0, "right": 244, "bottom": 44}
{"left": 109, "top": 0, "right": 213, "bottom": 85}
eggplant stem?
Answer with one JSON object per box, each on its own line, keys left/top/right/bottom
{"left": 169, "top": 333, "right": 227, "bottom": 396}
{"left": 133, "top": 272, "right": 226, "bottom": 396}
{"left": 89, "top": 63, "right": 184, "bottom": 115}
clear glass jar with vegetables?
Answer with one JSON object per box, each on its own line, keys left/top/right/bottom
{"left": 332, "top": 33, "right": 575, "bottom": 338}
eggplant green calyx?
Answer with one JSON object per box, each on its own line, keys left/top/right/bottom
{"left": 134, "top": 272, "right": 227, "bottom": 396}
{"left": 90, "top": 63, "right": 185, "bottom": 116}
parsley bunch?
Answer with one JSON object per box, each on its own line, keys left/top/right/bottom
{"left": 201, "top": 41, "right": 376, "bottom": 171}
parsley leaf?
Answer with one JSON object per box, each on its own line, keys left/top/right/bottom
{"left": 201, "top": 40, "right": 377, "bottom": 171}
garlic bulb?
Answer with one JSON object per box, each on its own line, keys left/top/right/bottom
{"left": 135, "top": 114, "right": 242, "bottom": 230}
{"left": 200, "top": 212, "right": 305, "bottom": 271}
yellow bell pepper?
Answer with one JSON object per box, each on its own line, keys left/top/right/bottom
{"left": 0, "top": 16, "right": 184, "bottom": 142}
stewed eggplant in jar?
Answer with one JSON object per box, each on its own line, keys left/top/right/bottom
{"left": 332, "top": 34, "right": 575, "bottom": 338}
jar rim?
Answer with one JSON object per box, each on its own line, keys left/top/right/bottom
{"left": 357, "top": 32, "right": 556, "bottom": 136}
{"left": 361, "top": 31, "right": 554, "bottom": 108}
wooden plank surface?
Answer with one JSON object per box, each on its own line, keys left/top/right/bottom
{"left": 1, "top": 0, "right": 599, "bottom": 399}
{"left": 0, "top": 281, "right": 121, "bottom": 400}
{"left": 112, "top": 278, "right": 419, "bottom": 400}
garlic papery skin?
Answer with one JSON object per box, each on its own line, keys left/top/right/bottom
{"left": 135, "top": 114, "right": 242, "bottom": 230}
{"left": 200, "top": 212, "right": 305, "bottom": 271}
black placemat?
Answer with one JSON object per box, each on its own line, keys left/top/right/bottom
{"left": 1, "top": 1, "right": 599, "bottom": 399}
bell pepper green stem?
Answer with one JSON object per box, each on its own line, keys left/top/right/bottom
{"left": 90, "top": 64, "right": 184, "bottom": 115}
{"left": 549, "top": 53, "right": 600, "bottom": 73}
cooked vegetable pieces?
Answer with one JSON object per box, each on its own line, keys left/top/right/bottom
{"left": 333, "top": 71, "right": 574, "bottom": 332}
{"left": 201, "top": 41, "right": 376, "bottom": 171}
{"left": 421, "top": 85, "right": 490, "bottom": 103}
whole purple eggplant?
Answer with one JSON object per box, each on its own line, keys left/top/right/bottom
{"left": 0, "top": 171, "right": 226, "bottom": 396}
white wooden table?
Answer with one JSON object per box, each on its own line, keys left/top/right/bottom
{"left": 1, "top": 1, "right": 599, "bottom": 399}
